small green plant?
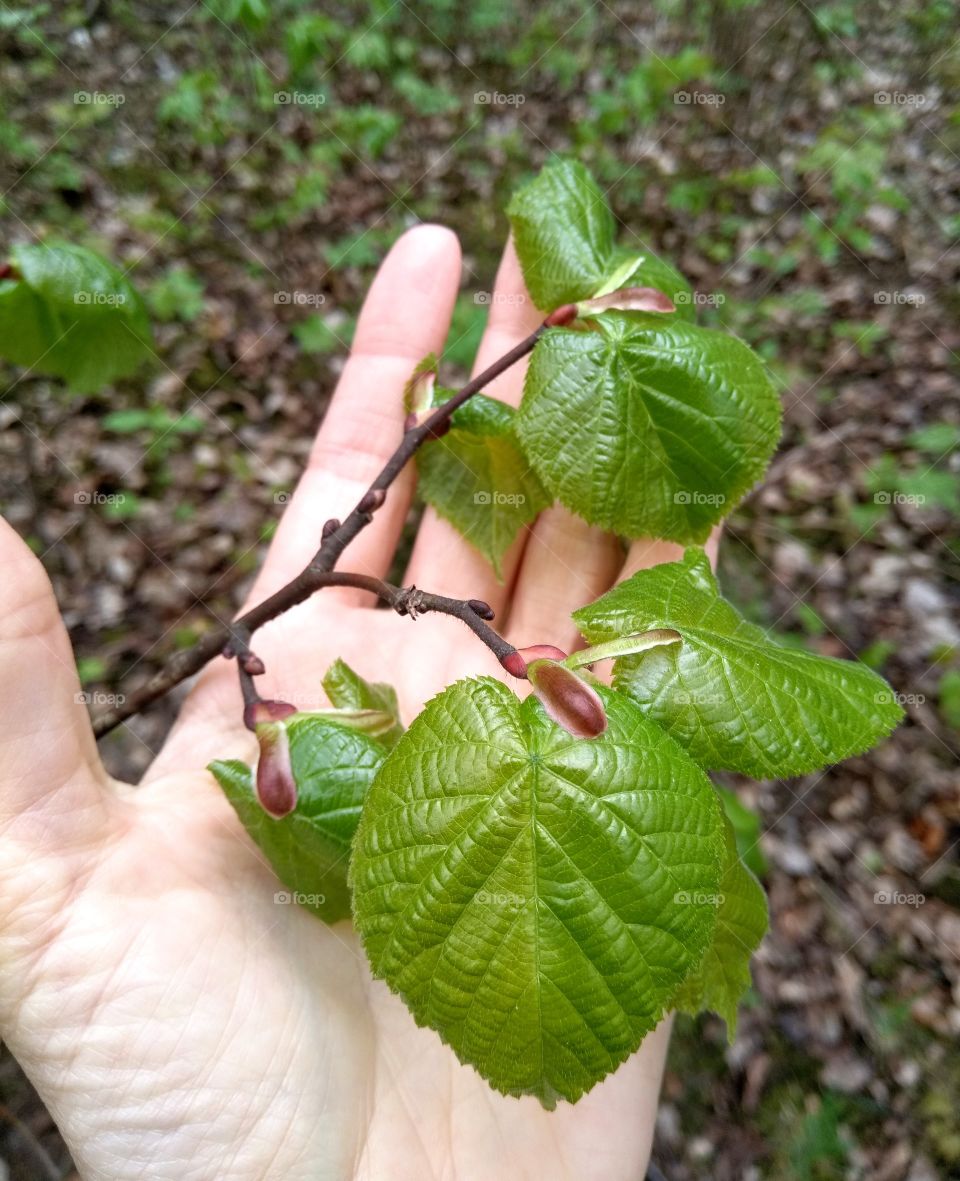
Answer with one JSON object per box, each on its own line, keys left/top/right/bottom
{"left": 79, "top": 160, "right": 900, "bottom": 1107}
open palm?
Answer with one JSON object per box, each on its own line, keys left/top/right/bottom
{"left": 0, "top": 228, "right": 696, "bottom": 1181}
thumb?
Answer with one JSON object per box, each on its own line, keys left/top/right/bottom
{"left": 0, "top": 516, "right": 108, "bottom": 832}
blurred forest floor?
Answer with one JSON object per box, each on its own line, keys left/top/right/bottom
{"left": 1, "top": 1, "right": 958, "bottom": 1178}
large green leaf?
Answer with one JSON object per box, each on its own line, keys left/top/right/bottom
{"left": 672, "top": 815, "right": 767, "bottom": 1034}
{"left": 574, "top": 548, "right": 904, "bottom": 778}
{"left": 0, "top": 242, "right": 153, "bottom": 392}
{"left": 210, "top": 714, "right": 387, "bottom": 923}
{"left": 350, "top": 676, "right": 725, "bottom": 1106}
{"left": 517, "top": 312, "right": 782, "bottom": 542}
{"left": 507, "top": 160, "right": 616, "bottom": 309}
{"left": 416, "top": 394, "right": 551, "bottom": 577}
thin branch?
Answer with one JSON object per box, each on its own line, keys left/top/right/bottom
{"left": 91, "top": 318, "right": 553, "bottom": 737}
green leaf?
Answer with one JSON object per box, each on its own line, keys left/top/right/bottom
{"left": 415, "top": 394, "right": 551, "bottom": 577}
{"left": 672, "top": 815, "right": 767, "bottom": 1034}
{"left": 507, "top": 160, "right": 616, "bottom": 309}
{"left": 574, "top": 548, "right": 904, "bottom": 778}
{"left": 209, "top": 713, "right": 387, "bottom": 923}
{"left": 518, "top": 312, "right": 781, "bottom": 542}
{"left": 0, "top": 243, "right": 153, "bottom": 392}
{"left": 321, "top": 658, "right": 403, "bottom": 748}
{"left": 350, "top": 676, "right": 725, "bottom": 1106}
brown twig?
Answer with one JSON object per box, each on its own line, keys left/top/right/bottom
{"left": 91, "top": 320, "right": 551, "bottom": 737}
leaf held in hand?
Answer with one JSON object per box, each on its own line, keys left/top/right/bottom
{"left": 574, "top": 548, "right": 904, "bottom": 777}
{"left": 350, "top": 677, "right": 726, "bottom": 1106}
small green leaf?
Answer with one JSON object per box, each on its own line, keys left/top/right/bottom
{"left": 517, "top": 312, "right": 782, "bottom": 542}
{"left": 321, "top": 658, "right": 403, "bottom": 748}
{"left": 350, "top": 676, "right": 725, "bottom": 1106}
{"left": 672, "top": 815, "right": 768, "bottom": 1034}
{"left": 415, "top": 393, "right": 550, "bottom": 577}
{"left": 574, "top": 548, "right": 904, "bottom": 778}
{"left": 507, "top": 160, "right": 616, "bottom": 309}
{"left": 599, "top": 249, "right": 696, "bottom": 322}
{"left": 0, "top": 242, "right": 153, "bottom": 392}
{"left": 210, "top": 713, "right": 387, "bottom": 922}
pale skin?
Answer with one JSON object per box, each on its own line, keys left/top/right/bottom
{"left": 0, "top": 227, "right": 718, "bottom": 1181}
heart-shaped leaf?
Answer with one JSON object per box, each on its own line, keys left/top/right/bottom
{"left": 517, "top": 311, "right": 782, "bottom": 542}
{"left": 574, "top": 548, "right": 904, "bottom": 778}
{"left": 210, "top": 712, "right": 388, "bottom": 923}
{"left": 415, "top": 392, "right": 550, "bottom": 577}
{"left": 350, "top": 676, "right": 725, "bottom": 1106}
{"left": 0, "top": 242, "right": 153, "bottom": 392}
{"left": 507, "top": 159, "right": 616, "bottom": 309}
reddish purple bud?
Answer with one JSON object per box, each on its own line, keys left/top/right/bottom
{"left": 322, "top": 517, "right": 340, "bottom": 540}
{"left": 358, "top": 488, "right": 386, "bottom": 515}
{"left": 576, "top": 287, "right": 675, "bottom": 317}
{"left": 526, "top": 660, "right": 608, "bottom": 740}
{"left": 500, "top": 643, "right": 568, "bottom": 678}
{"left": 243, "top": 698, "right": 297, "bottom": 731}
{"left": 468, "top": 598, "right": 495, "bottom": 620}
{"left": 545, "top": 303, "right": 578, "bottom": 327}
{"left": 240, "top": 653, "right": 266, "bottom": 676}
{"left": 254, "top": 721, "right": 297, "bottom": 818}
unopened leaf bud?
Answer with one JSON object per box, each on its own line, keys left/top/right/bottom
{"left": 526, "top": 659, "right": 608, "bottom": 739}
{"left": 358, "top": 488, "right": 386, "bottom": 515}
{"left": 576, "top": 287, "right": 675, "bottom": 317}
{"left": 322, "top": 517, "right": 340, "bottom": 540}
{"left": 467, "top": 598, "right": 495, "bottom": 620}
{"left": 254, "top": 720, "right": 297, "bottom": 818}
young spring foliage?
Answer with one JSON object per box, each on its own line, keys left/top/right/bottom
{"left": 0, "top": 242, "right": 153, "bottom": 392}
{"left": 203, "top": 159, "right": 904, "bottom": 1108}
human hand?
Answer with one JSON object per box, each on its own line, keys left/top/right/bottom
{"left": 0, "top": 226, "right": 706, "bottom": 1180}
